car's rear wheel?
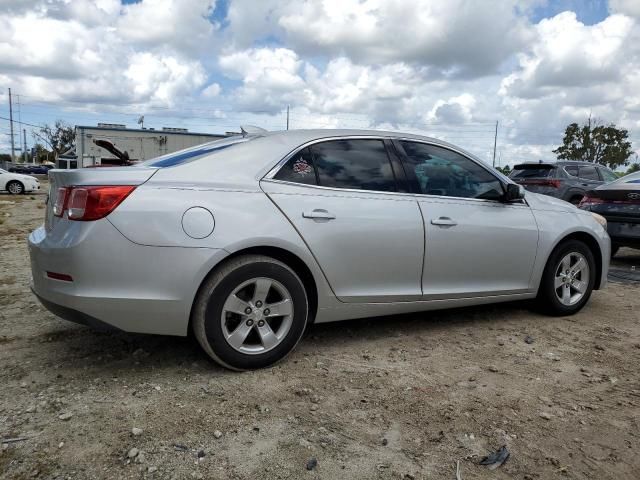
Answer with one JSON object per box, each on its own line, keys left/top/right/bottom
{"left": 192, "top": 255, "right": 309, "bottom": 370}
{"left": 7, "top": 180, "right": 24, "bottom": 195}
{"left": 568, "top": 195, "right": 583, "bottom": 205}
{"left": 537, "top": 240, "right": 596, "bottom": 316}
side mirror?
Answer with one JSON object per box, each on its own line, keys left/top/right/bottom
{"left": 504, "top": 183, "right": 525, "bottom": 202}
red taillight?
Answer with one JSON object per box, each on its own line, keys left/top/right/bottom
{"left": 522, "top": 179, "right": 562, "bottom": 188}
{"left": 578, "top": 195, "right": 604, "bottom": 208}
{"left": 56, "top": 185, "right": 135, "bottom": 221}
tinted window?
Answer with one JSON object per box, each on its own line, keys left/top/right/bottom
{"left": 579, "top": 165, "right": 599, "bottom": 181}
{"left": 510, "top": 166, "right": 554, "bottom": 178}
{"left": 564, "top": 165, "right": 578, "bottom": 177}
{"left": 274, "top": 148, "right": 317, "bottom": 185}
{"left": 400, "top": 141, "right": 504, "bottom": 200}
{"left": 310, "top": 139, "right": 397, "bottom": 192}
{"left": 599, "top": 168, "right": 617, "bottom": 182}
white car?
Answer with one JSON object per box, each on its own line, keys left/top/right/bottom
{"left": 0, "top": 168, "right": 40, "bottom": 194}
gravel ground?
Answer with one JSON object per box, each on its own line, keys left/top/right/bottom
{"left": 1, "top": 183, "right": 639, "bottom": 480}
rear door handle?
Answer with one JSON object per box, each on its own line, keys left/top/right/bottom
{"left": 302, "top": 209, "right": 336, "bottom": 220}
{"left": 431, "top": 217, "right": 457, "bottom": 227}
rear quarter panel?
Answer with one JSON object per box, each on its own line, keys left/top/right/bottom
{"left": 107, "top": 180, "right": 337, "bottom": 312}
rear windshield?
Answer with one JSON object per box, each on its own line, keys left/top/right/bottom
{"left": 139, "top": 136, "right": 250, "bottom": 168}
{"left": 510, "top": 166, "right": 554, "bottom": 179}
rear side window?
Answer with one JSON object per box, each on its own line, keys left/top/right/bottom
{"left": 511, "top": 166, "right": 554, "bottom": 178}
{"left": 564, "top": 166, "right": 578, "bottom": 177}
{"left": 274, "top": 148, "right": 318, "bottom": 185}
{"left": 309, "top": 139, "right": 397, "bottom": 192}
{"left": 578, "top": 165, "right": 599, "bottom": 181}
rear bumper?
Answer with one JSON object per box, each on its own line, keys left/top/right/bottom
{"left": 607, "top": 221, "right": 640, "bottom": 247}
{"left": 28, "top": 220, "right": 228, "bottom": 336}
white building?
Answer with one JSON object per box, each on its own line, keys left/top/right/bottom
{"left": 59, "top": 123, "right": 227, "bottom": 168}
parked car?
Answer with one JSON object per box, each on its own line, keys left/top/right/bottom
{"left": 9, "top": 164, "right": 53, "bottom": 175}
{"left": 509, "top": 161, "right": 618, "bottom": 204}
{"left": 579, "top": 171, "right": 640, "bottom": 256}
{"left": 29, "top": 130, "right": 610, "bottom": 370}
{"left": 0, "top": 168, "right": 40, "bottom": 194}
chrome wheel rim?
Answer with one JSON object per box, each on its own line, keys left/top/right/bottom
{"left": 554, "top": 252, "right": 590, "bottom": 306}
{"left": 220, "top": 277, "right": 294, "bottom": 355}
{"left": 8, "top": 182, "right": 22, "bottom": 194}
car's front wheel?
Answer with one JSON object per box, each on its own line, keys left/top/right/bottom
{"left": 192, "top": 255, "right": 309, "bottom": 370}
{"left": 537, "top": 240, "right": 596, "bottom": 316}
{"left": 6, "top": 180, "right": 24, "bottom": 195}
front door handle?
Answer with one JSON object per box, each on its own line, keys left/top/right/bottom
{"left": 302, "top": 209, "right": 336, "bottom": 220}
{"left": 431, "top": 217, "right": 457, "bottom": 227}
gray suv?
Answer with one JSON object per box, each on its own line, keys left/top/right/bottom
{"left": 509, "top": 161, "right": 618, "bottom": 204}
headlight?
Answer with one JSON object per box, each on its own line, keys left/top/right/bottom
{"left": 591, "top": 212, "right": 607, "bottom": 229}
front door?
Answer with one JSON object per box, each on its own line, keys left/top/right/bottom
{"left": 395, "top": 140, "right": 539, "bottom": 298}
{"left": 262, "top": 138, "right": 424, "bottom": 302}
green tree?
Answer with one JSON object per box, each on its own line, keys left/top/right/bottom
{"left": 627, "top": 162, "right": 640, "bottom": 175}
{"left": 33, "top": 143, "right": 53, "bottom": 163}
{"left": 39, "top": 120, "right": 75, "bottom": 156}
{"left": 553, "top": 117, "right": 633, "bottom": 170}
{"left": 496, "top": 165, "right": 511, "bottom": 176}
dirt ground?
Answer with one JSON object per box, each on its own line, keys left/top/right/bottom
{"left": 1, "top": 181, "right": 639, "bottom": 480}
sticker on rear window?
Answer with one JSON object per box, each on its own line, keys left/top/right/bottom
{"left": 293, "top": 158, "right": 312, "bottom": 176}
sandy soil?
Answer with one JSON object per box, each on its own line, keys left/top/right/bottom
{"left": 1, "top": 182, "right": 639, "bottom": 480}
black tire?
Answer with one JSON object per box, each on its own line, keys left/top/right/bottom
{"left": 536, "top": 240, "right": 596, "bottom": 316}
{"left": 6, "top": 180, "right": 24, "bottom": 195}
{"left": 568, "top": 195, "right": 583, "bottom": 205}
{"left": 192, "top": 254, "right": 309, "bottom": 370}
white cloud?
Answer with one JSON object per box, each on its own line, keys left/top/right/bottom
{"left": 117, "top": 0, "right": 218, "bottom": 55}
{"left": 224, "top": 0, "right": 533, "bottom": 77}
{"left": 201, "top": 83, "right": 221, "bottom": 98}
{"left": 609, "top": 0, "right": 640, "bottom": 19}
{"left": 501, "top": 12, "right": 634, "bottom": 98}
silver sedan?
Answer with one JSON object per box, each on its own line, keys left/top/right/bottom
{"left": 28, "top": 129, "right": 610, "bottom": 370}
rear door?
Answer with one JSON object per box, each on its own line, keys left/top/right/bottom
{"left": 396, "top": 140, "right": 539, "bottom": 298}
{"left": 261, "top": 138, "right": 424, "bottom": 302}
{"left": 577, "top": 164, "right": 604, "bottom": 189}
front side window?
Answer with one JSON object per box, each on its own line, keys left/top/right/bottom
{"left": 578, "top": 165, "right": 599, "bottom": 181}
{"left": 399, "top": 141, "right": 504, "bottom": 200}
{"left": 310, "top": 139, "right": 397, "bottom": 192}
{"left": 274, "top": 148, "right": 318, "bottom": 185}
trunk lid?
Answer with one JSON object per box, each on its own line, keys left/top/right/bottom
{"left": 46, "top": 167, "right": 158, "bottom": 231}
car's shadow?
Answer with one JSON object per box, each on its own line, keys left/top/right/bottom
{"left": 35, "top": 300, "right": 532, "bottom": 376}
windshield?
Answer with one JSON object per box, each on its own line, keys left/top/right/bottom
{"left": 139, "top": 136, "right": 250, "bottom": 168}
{"left": 0, "top": 169, "right": 7, "bottom": 174}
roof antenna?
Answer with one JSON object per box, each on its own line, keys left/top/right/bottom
{"left": 240, "top": 125, "right": 268, "bottom": 137}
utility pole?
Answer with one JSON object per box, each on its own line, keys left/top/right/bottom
{"left": 23, "top": 129, "right": 27, "bottom": 163}
{"left": 286, "top": 105, "right": 290, "bottom": 131}
{"left": 492, "top": 120, "right": 498, "bottom": 168}
{"left": 8, "top": 88, "right": 15, "bottom": 161}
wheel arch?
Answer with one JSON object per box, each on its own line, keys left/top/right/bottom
{"left": 553, "top": 231, "right": 604, "bottom": 290}
{"left": 6, "top": 179, "right": 24, "bottom": 193}
{"left": 188, "top": 245, "right": 319, "bottom": 334}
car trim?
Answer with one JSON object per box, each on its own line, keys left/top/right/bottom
{"left": 264, "top": 135, "right": 527, "bottom": 206}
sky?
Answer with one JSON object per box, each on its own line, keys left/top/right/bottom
{"left": 1, "top": 0, "right": 640, "bottom": 168}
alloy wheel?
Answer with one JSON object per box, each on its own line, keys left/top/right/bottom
{"left": 220, "top": 277, "right": 294, "bottom": 354}
{"left": 554, "top": 252, "right": 590, "bottom": 306}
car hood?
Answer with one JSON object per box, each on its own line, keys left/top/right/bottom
{"left": 13, "top": 173, "right": 38, "bottom": 181}
{"left": 525, "top": 191, "right": 585, "bottom": 214}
